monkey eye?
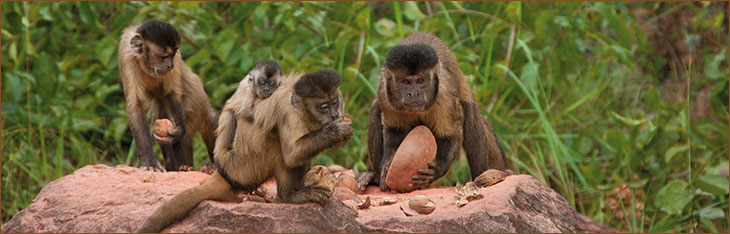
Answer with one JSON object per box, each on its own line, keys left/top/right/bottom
{"left": 417, "top": 78, "right": 425, "bottom": 84}
{"left": 320, "top": 103, "right": 329, "bottom": 109}
{"left": 401, "top": 79, "right": 410, "bottom": 85}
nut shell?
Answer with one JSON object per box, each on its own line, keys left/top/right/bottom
{"left": 385, "top": 126, "right": 437, "bottom": 192}
{"left": 342, "top": 114, "right": 352, "bottom": 123}
{"left": 154, "top": 119, "right": 174, "bottom": 137}
{"left": 407, "top": 195, "right": 435, "bottom": 214}
{"left": 474, "top": 169, "right": 508, "bottom": 187}
{"left": 335, "top": 174, "right": 359, "bottom": 194}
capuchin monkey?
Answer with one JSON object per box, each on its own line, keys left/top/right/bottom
{"left": 136, "top": 69, "right": 353, "bottom": 233}
{"left": 357, "top": 32, "right": 509, "bottom": 192}
{"left": 119, "top": 20, "right": 218, "bottom": 173}
{"left": 214, "top": 60, "right": 283, "bottom": 158}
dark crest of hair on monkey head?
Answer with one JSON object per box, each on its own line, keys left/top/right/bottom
{"left": 136, "top": 20, "right": 181, "bottom": 50}
{"left": 385, "top": 43, "right": 438, "bottom": 75}
{"left": 294, "top": 69, "right": 341, "bottom": 98}
{"left": 258, "top": 60, "right": 283, "bottom": 78}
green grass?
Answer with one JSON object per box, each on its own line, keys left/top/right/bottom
{"left": 2, "top": 2, "right": 728, "bottom": 232}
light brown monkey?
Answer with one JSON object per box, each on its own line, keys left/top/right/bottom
{"left": 357, "top": 32, "right": 508, "bottom": 192}
{"left": 137, "top": 69, "right": 353, "bottom": 233}
{"left": 119, "top": 20, "right": 218, "bottom": 172}
{"left": 214, "top": 60, "right": 283, "bottom": 158}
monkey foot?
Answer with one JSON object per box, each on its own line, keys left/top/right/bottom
{"left": 199, "top": 163, "right": 217, "bottom": 174}
{"left": 178, "top": 164, "right": 194, "bottom": 171}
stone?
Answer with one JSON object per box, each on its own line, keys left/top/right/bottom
{"left": 2, "top": 164, "right": 617, "bottom": 233}
{"left": 385, "top": 125, "right": 437, "bottom": 192}
{"left": 335, "top": 174, "right": 359, "bottom": 194}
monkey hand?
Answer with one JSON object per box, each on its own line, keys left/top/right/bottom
{"left": 356, "top": 171, "right": 376, "bottom": 193}
{"left": 378, "top": 169, "right": 392, "bottom": 192}
{"left": 325, "top": 121, "right": 353, "bottom": 145}
{"left": 153, "top": 125, "right": 184, "bottom": 145}
{"left": 411, "top": 161, "right": 436, "bottom": 189}
{"left": 139, "top": 158, "right": 166, "bottom": 172}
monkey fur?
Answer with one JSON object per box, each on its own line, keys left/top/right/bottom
{"left": 214, "top": 60, "right": 283, "bottom": 158}
{"left": 358, "top": 32, "right": 508, "bottom": 192}
{"left": 118, "top": 20, "right": 218, "bottom": 173}
{"left": 136, "top": 69, "right": 353, "bottom": 233}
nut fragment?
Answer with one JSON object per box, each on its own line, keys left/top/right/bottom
{"left": 342, "top": 114, "right": 352, "bottom": 123}
{"left": 154, "top": 119, "right": 174, "bottom": 137}
{"left": 355, "top": 196, "right": 371, "bottom": 209}
{"left": 381, "top": 196, "right": 397, "bottom": 205}
{"left": 474, "top": 169, "right": 508, "bottom": 187}
{"left": 407, "top": 195, "right": 435, "bottom": 215}
{"left": 304, "top": 165, "right": 335, "bottom": 192}
{"left": 455, "top": 182, "right": 483, "bottom": 207}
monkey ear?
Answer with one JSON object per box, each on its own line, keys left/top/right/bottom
{"left": 290, "top": 93, "right": 303, "bottom": 109}
{"left": 383, "top": 68, "right": 396, "bottom": 82}
{"left": 130, "top": 35, "right": 143, "bottom": 54}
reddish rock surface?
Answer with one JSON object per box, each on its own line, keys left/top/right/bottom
{"left": 2, "top": 164, "right": 616, "bottom": 233}
{"left": 386, "top": 125, "right": 437, "bottom": 192}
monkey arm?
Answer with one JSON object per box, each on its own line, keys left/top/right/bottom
{"left": 280, "top": 121, "right": 352, "bottom": 168}
{"left": 154, "top": 94, "right": 186, "bottom": 145}
{"left": 213, "top": 110, "right": 236, "bottom": 158}
{"left": 412, "top": 135, "right": 461, "bottom": 188}
{"left": 461, "top": 101, "right": 508, "bottom": 180}
{"left": 126, "top": 100, "right": 165, "bottom": 172}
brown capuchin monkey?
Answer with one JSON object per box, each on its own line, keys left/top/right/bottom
{"left": 357, "top": 32, "right": 509, "bottom": 192}
{"left": 214, "top": 60, "right": 283, "bottom": 158}
{"left": 136, "top": 69, "right": 353, "bottom": 233}
{"left": 118, "top": 20, "right": 217, "bottom": 172}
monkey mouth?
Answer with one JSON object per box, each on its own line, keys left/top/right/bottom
{"left": 155, "top": 68, "right": 172, "bottom": 76}
{"left": 259, "top": 91, "right": 273, "bottom": 98}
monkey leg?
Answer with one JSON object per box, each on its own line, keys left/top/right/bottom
{"left": 379, "top": 127, "right": 409, "bottom": 191}
{"left": 162, "top": 134, "right": 194, "bottom": 172}
{"left": 203, "top": 107, "right": 219, "bottom": 162}
{"left": 275, "top": 165, "right": 331, "bottom": 205}
{"left": 136, "top": 172, "right": 236, "bottom": 233}
{"left": 460, "top": 101, "right": 507, "bottom": 180}
{"left": 199, "top": 112, "right": 218, "bottom": 174}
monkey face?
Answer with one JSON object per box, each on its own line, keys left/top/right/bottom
{"left": 142, "top": 43, "right": 177, "bottom": 77}
{"left": 147, "top": 43, "right": 177, "bottom": 75}
{"left": 248, "top": 70, "right": 280, "bottom": 99}
{"left": 385, "top": 67, "right": 438, "bottom": 112}
{"left": 307, "top": 93, "right": 343, "bottom": 125}
{"left": 292, "top": 91, "right": 343, "bottom": 126}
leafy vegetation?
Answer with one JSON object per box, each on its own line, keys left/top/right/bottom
{"left": 2, "top": 2, "right": 728, "bottom": 232}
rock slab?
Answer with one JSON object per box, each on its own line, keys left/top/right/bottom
{"left": 2, "top": 164, "right": 616, "bottom": 233}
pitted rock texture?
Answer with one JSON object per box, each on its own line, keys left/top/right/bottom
{"left": 2, "top": 164, "right": 615, "bottom": 233}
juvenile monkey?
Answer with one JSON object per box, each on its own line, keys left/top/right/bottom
{"left": 358, "top": 32, "right": 508, "bottom": 192}
{"left": 214, "top": 61, "right": 282, "bottom": 157}
{"left": 118, "top": 20, "right": 218, "bottom": 172}
{"left": 137, "top": 69, "right": 353, "bottom": 233}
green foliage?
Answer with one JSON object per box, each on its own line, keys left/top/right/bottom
{"left": 2, "top": 2, "right": 728, "bottom": 232}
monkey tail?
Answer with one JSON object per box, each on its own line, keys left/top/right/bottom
{"left": 137, "top": 173, "right": 234, "bottom": 233}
